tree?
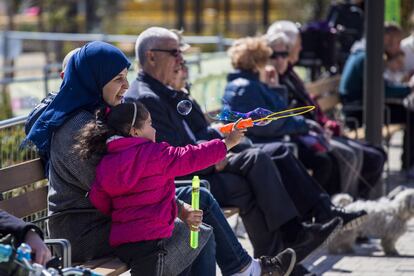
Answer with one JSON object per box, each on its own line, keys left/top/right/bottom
{"left": 0, "top": 0, "right": 21, "bottom": 120}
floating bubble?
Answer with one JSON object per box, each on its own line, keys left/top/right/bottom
{"left": 214, "top": 108, "right": 274, "bottom": 126}
{"left": 246, "top": 108, "right": 273, "bottom": 126}
{"left": 177, "top": 100, "right": 193, "bottom": 116}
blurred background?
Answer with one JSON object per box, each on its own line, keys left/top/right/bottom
{"left": 0, "top": 0, "right": 413, "bottom": 119}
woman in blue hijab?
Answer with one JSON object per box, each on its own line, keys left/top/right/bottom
{"left": 27, "top": 41, "right": 132, "bottom": 262}
{"left": 26, "top": 41, "right": 130, "bottom": 159}
{"left": 30, "top": 41, "right": 220, "bottom": 276}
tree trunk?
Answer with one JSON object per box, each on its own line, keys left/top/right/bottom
{"left": 194, "top": 0, "right": 203, "bottom": 34}
{"left": 262, "top": 0, "right": 269, "bottom": 29}
{"left": 224, "top": 0, "right": 231, "bottom": 34}
{"left": 175, "top": 0, "right": 185, "bottom": 30}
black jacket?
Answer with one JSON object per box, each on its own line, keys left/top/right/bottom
{"left": 0, "top": 210, "right": 43, "bottom": 246}
{"left": 125, "top": 72, "right": 196, "bottom": 147}
{"left": 125, "top": 72, "right": 219, "bottom": 175}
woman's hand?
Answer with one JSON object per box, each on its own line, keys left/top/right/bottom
{"left": 24, "top": 230, "right": 52, "bottom": 265}
{"left": 261, "top": 65, "right": 279, "bottom": 88}
{"left": 179, "top": 202, "right": 203, "bottom": 232}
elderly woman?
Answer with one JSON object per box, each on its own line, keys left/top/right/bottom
{"left": 223, "top": 36, "right": 342, "bottom": 192}
{"left": 267, "top": 20, "right": 386, "bottom": 199}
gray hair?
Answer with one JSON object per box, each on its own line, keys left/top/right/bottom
{"left": 267, "top": 32, "right": 290, "bottom": 50}
{"left": 62, "top": 47, "right": 80, "bottom": 72}
{"left": 266, "top": 20, "right": 300, "bottom": 48}
{"left": 135, "top": 27, "right": 177, "bottom": 66}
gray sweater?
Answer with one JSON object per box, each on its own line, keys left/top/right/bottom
{"left": 48, "top": 111, "right": 113, "bottom": 261}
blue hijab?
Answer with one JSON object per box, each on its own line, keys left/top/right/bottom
{"left": 25, "top": 41, "right": 131, "bottom": 159}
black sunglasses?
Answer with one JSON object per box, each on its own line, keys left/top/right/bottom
{"left": 150, "top": 48, "right": 182, "bottom": 57}
{"left": 270, "top": 51, "right": 289, "bottom": 59}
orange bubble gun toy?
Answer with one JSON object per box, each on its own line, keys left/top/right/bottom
{"left": 219, "top": 105, "right": 316, "bottom": 134}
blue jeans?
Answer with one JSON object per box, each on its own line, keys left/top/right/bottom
{"left": 179, "top": 233, "right": 216, "bottom": 276}
{"left": 176, "top": 186, "right": 252, "bottom": 276}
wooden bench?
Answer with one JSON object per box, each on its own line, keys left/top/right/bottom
{"left": 305, "top": 74, "right": 405, "bottom": 142}
{"left": 0, "top": 158, "right": 239, "bottom": 275}
{"left": 0, "top": 158, "right": 128, "bottom": 275}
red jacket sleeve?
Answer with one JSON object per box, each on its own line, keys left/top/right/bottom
{"left": 160, "top": 139, "right": 227, "bottom": 178}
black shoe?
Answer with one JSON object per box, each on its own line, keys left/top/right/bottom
{"left": 286, "top": 217, "right": 343, "bottom": 262}
{"left": 260, "top": 248, "right": 296, "bottom": 276}
{"left": 328, "top": 208, "right": 367, "bottom": 231}
{"left": 313, "top": 200, "right": 368, "bottom": 231}
{"left": 290, "top": 264, "right": 316, "bottom": 276}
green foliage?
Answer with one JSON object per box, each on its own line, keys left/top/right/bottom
{"left": 0, "top": 87, "right": 13, "bottom": 120}
{"left": 0, "top": 125, "right": 37, "bottom": 168}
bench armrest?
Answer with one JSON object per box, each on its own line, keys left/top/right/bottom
{"left": 45, "top": 238, "right": 71, "bottom": 268}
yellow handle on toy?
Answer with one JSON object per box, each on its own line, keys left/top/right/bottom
{"left": 190, "top": 176, "right": 200, "bottom": 249}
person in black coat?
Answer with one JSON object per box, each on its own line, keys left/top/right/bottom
{"left": 0, "top": 210, "right": 51, "bottom": 265}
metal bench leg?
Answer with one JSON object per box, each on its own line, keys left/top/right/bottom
{"left": 45, "top": 238, "right": 71, "bottom": 268}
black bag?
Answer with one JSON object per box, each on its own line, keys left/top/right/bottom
{"left": 24, "top": 92, "right": 57, "bottom": 135}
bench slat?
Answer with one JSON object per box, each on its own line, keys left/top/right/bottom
{"left": 344, "top": 124, "right": 404, "bottom": 140}
{"left": 0, "top": 186, "right": 47, "bottom": 217}
{"left": 0, "top": 159, "right": 45, "bottom": 192}
{"left": 317, "top": 95, "right": 340, "bottom": 112}
{"left": 91, "top": 258, "right": 128, "bottom": 276}
{"left": 222, "top": 207, "right": 239, "bottom": 218}
{"left": 80, "top": 257, "right": 115, "bottom": 269}
{"left": 305, "top": 75, "right": 341, "bottom": 96}
{"left": 305, "top": 75, "right": 341, "bottom": 112}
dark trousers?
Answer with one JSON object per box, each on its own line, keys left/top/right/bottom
{"left": 257, "top": 142, "right": 327, "bottom": 216}
{"left": 115, "top": 236, "right": 216, "bottom": 276}
{"left": 295, "top": 143, "right": 340, "bottom": 191}
{"left": 204, "top": 147, "right": 299, "bottom": 257}
{"left": 335, "top": 136, "right": 386, "bottom": 199}
{"left": 387, "top": 104, "right": 414, "bottom": 169}
{"left": 176, "top": 186, "right": 251, "bottom": 275}
{"left": 115, "top": 240, "right": 165, "bottom": 276}
{"left": 345, "top": 102, "right": 414, "bottom": 169}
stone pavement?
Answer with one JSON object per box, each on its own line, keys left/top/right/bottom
{"left": 122, "top": 132, "right": 414, "bottom": 276}
{"left": 225, "top": 131, "right": 414, "bottom": 276}
{"left": 231, "top": 218, "right": 414, "bottom": 276}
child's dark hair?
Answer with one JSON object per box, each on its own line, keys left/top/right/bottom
{"left": 74, "top": 101, "right": 149, "bottom": 159}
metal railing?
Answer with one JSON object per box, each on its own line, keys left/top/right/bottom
{"left": 0, "top": 115, "right": 36, "bottom": 168}
{"left": 1, "top": 30, "right": 234, "bottom": 59}
{"left": 0, "top": 73, "right": 226, "bottom": 168}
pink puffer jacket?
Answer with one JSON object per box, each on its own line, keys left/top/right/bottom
{"left": 89, "top": 137, "right": 226, "bottom": 246}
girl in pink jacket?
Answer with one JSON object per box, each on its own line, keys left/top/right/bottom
{"left": 74, "top": 101, "right": 245, "bottom": 275}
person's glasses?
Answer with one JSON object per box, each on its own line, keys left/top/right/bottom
{"left": 270, "top": 51, "right": 289, "bottom": 59}
{"left": 150, "top": 48, "right": 182, "bottom": 57}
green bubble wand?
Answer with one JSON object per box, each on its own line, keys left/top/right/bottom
{"left": 190, "top": 176, "right": 200, "bottom": 249}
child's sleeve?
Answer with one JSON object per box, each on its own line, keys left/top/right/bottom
{"left": 89, "top": 181, "right": 112, "bottom": 216}
{"left": 160, "top": 139, "right": 227, "bottom": 177}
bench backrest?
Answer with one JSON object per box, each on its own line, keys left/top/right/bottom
{"left": 305, "top": 74, "right": 341, "bottom": 112}
{"left": 0, "top": 158, "right": 47, "bottom": 218}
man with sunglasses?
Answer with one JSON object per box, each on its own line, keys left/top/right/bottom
{"left": 124, "top": 27, "right": 350, "bottom": 275}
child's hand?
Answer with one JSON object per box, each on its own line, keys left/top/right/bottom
{"left": 223, "top": 119, "right": 246, "bottom": 150}
{"left": 179, "top": 202, "right": 203, "bottom": 232}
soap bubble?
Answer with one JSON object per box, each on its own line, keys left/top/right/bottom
{"left": 177, "top": 100, "right": 193, "bottom": 116}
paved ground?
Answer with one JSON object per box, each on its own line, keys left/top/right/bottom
{"left": 121, "top": 131, "right": 414, "bottom": 276}
{"left": 228, "top": 131, "right": 414, "bottom": 276}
